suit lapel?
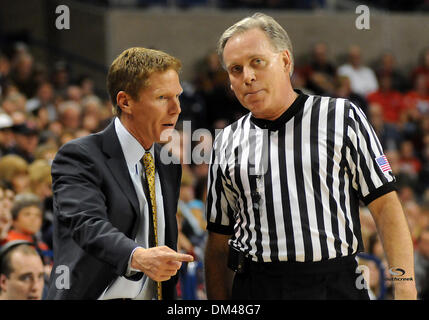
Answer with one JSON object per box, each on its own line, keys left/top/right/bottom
{"left": 101, "top": 120, "right": 140, "bottom": 221}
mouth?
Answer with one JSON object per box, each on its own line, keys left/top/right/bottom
{"left": 162, "top": 123, "right": 175, "bottom": 127}
{"left": 245, "top": 89, "right": 263, "bottom": 97}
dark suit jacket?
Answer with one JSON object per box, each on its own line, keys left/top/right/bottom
{"left": 47, "top": 120, "right": 181, "bottom": 299}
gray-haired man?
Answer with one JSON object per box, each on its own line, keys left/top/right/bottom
{"left": 204, "top": 13, "right": 416, "bottom": 300}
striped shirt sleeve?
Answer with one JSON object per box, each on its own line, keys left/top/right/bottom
{"left": 345, "top": 101, "right": 396, "bottom": 205}
{"left": 205, "top": 129, "right": 236, "bottom": 235}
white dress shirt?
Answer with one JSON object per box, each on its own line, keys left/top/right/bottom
{"left": 98, "top": 117, "right": 165, "bottom": 300}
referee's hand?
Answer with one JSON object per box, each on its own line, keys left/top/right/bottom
{"left": 130, "top": 246, "right": 194, "bottom": 282}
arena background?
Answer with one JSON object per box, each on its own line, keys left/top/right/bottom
{"left": 1, "top": 0, "right": 429, "bottom": 301}
{"left": 2, "top": 0, "right": 429, "bottom": 93}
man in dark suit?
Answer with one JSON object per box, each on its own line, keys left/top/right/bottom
{"left": 47, "top": 47, "right": 193, "bottom": 300}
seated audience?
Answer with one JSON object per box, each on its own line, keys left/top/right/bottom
{"left": 0, "top": 242, "right": 44, "bottom": 300}
{"left": 337, "top": 45, "right": 379, "bottom": 97}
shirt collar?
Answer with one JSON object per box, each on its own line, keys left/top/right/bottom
{"left": 114, "top": 117, "right": 154, "bottom": 170}
{"left": 250, "top": 89, "right": 308, "bottom": 131}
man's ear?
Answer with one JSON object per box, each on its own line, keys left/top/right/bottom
{"left": 281, "top": 50, "right": 292, "bottom": 74}
{"left": 0, "top": 274, "right": 8, "bottom": 292}
{"left": 116, "top": 91, "right": 132, "bottom": 115}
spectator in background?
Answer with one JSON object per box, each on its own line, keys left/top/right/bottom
{"left": 0, "top": 243, "right": 45, "bottom": 300}
{"left": 59, "top": 129, "right": 76, "bottom": 146}
{"left": 400, "top": 74, "right": 429, "bottom": 152}
{"left": 368, "top": 103, "right": 402, "bottom": 151}
{"left": 398, "top": 186, "right": 417, "bottom": 204}
{"left": 77, "top": 74, "right": 95, "bottom": 98}
{"left": 81, "top": 95, "right": 103, "bottom": 133}
{"left": 418, "top": 133, "right": 429, "bottom": 193}
{"left": 194, "top": 175, "right": 208, "bottom": 204}
{"left": 26, "top": 81, "right": 57, "bottom": 123}
{"left": 337, "top": 45, "right": 379, "bottom": 97}
{"left": 1, "top": 92, "right": 27, "bottom": 115}
{"left": 411, "top": 47, "right": 429, "bottom": 92}
{"left": 177, "top": 169, "right": 206, "bottom": 259}
{"left": 46, "top": 120, "right": 64, "bottom": 142}
{"left": 28, "top": 160, "right": 52, "bottom": 200}
{"left": 291, "top": 69, "right": 313, "bottom": 95}
{"left": 367, "top": 74, "right": 404, "bottom": 124}
{"left": 403, "top": 201, "right": 423, "bottom": 245}
{"left": 10, "top": 110, "right": 27, "bottom": 126}
{"left": 367, "top": 232, "right": 386, "bottom": 262}
{"left": 176, "top": 211, "right": 194, "bottom": 256}
{"left": 0, "top": 53, "right": 11, "bottom": 99}
{"left": 4, "top": 193, "right": 49, "bottom": 253}
{"left": 58, "top": 100, "right": 82, "bottom": 131}
{"left": 399, "top": 140, "right": 422, "bottom": 187}
{"left": 34, "top": 143, "right": 58, "bottom": 163}
{"left": 0, "top": 186, "right": 13, "bottom": 247}
{"left": 10, "top": 52, "right": 37, "bottom": 98}
{"left": 415, "top": 226, "right": 429, "bottom": 299}
{"left": 301, "top": 42, "right": 336, "bottom": 95}
{"left": 0, "top": 154, "right": 30, "bottom": 194}
{"left": 51, "top": 61, "right": 69, "bottom": 97}
{"left": 194, "top": 51, "right": 227, "bottom": 97}
{"left": 366, "top": 231, "right": 393, "bottom": 298}
{"left": 334, "top": 75, "right": 368, "bottom": 116}
{"left": 0, "top": 113, "right": 14, "bottom": 156}
{"left": 194, "top": 51, "right": 245, "bottom": 129}
{"left": 178, "top": 81, "right": 208, "bottom": 130}
{"left": 359, "top": 206, "right": 377, "bottom": 251}
{"left": 361, "top": 258, "right": 382, "bottom": 300}
{"left": 375, "top": 52, "right": 408, "bottom": 92}
{"left": 66, "top": 85, "right": 83, "bottom": 103}
{"left": 7, "top": 121, "right": 39, "bottom": 163}
{"left": 403, "top": 73, "right": 429, "bottom": 118}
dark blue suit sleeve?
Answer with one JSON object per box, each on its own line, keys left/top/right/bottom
{"left": 52, "top": 141, "right": 139, "bottom": 277}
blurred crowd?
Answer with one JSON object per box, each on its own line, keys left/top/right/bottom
{"left": 0, "top": 40, "right": 429, "bottom": 300}
{"left": 81, "top": 0, "right": 429, "bottom": 11}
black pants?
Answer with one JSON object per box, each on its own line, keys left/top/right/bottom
{"left": 231, "top": 256, "right": 370, "bottom": 300}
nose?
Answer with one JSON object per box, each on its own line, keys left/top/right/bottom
{"left": 243, "top": 66, "right": 256, "bottom": 85}
{"left": 169, "top": 97, "right": 181, "bottom": 115}
{"left": 29, "top": 277, "right": 44, "bottom": 295}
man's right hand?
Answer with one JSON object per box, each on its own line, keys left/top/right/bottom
{"left": 130, "top": 246, "right": 194, "bottom": 282}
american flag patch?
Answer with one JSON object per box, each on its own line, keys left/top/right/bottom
{"left": 375, "top": 155, "right": 392, "bottom": 173}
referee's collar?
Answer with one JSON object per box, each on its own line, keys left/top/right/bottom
{"left": 250, "top": 89, "right": 307, "bottom": 131}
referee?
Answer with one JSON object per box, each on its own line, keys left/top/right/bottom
{"left": 204, "top": 13, "right": 417, "bottom": 300}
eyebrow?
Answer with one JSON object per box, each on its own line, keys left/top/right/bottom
{"left": 18, "top": 272, "right": 33, "bottom": 278}
{"left": 153, "top": 87, "right": 183, "bottom": 95}
{"left": 227, "top": 54, "right": 269, "bottom": 68}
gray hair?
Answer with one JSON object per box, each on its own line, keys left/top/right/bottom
{"left": 58, "top": 101, "right": 82, "bottom": 115}
{"left": 217, "top": 12, "right": 294, "bottom": 75}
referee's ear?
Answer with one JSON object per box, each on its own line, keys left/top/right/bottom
{"left": 280, "top": 50, "right": 292, "bottom": 75}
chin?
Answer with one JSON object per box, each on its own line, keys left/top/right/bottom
{"left": 247, "top": 105, "right": 268, "bottom": 118}
{"left": 158, "top": 129, "right": 176, "bottom": 144}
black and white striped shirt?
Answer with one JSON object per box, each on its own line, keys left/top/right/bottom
{"left": 206, "top": 90, "right": 396, "bottom": 263}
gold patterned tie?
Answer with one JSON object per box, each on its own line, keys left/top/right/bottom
{"left": 142, "top": 151, "right": 162, "bottom": 300}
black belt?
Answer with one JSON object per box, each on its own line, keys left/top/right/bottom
{"left": 228, "top": 245, "right": 358, "bottom": 275}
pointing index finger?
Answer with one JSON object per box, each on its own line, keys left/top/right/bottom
{"left": 170, "top": 253, "right": 194, "bottom": 262}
